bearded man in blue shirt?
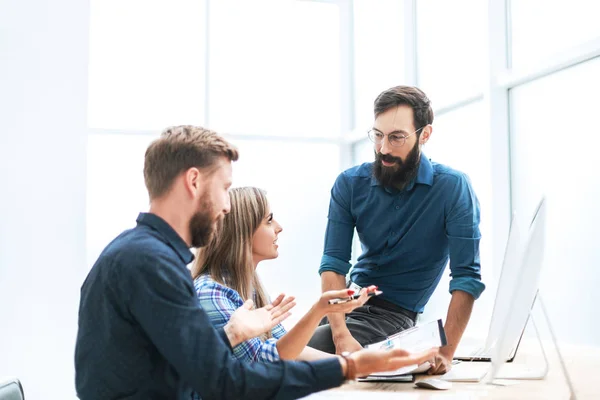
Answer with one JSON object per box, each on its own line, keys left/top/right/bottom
{"left": 308, "top": 86, "right": 485, "bottom": 375}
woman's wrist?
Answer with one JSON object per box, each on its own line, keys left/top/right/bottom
{"left": 310, "top": 301, "right": 327, "bottom": 320}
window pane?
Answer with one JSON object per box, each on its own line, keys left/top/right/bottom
{"left": 229, "top": 139, "right": 341, "bottom": 327}
{"left": 352, "top": 137, "right": 374, "bottom": 164}
{"left": 423, "top": 102, "right": 492, "bottom": 336}
{"left": 416, "top": 0, "right": 486, "bottom": 108}
{"left": 510, "top": 0, "right": 600, "bottom": 69}
{"left": 88, "top": 0, "right": 206, "bottom": 130}
{"left": 86, "top": 134, "right": 157, "bottom": 266}
{"left": 510, "top": 58, "right": 600, "bottom": 346}
{"left": 208, "top": 1, "right": 340, "bottom": 137}
{"left": 353, "top": 0, "right": 404, "bottom": 131}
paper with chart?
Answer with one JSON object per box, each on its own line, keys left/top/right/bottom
{"left": 364, "top": 319, "right": 447, "bottom": 377}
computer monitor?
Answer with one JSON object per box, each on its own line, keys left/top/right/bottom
{"left": 453, "top": 211, "right": 524, "bottom": 362}
{"left": 489, "top": 197, "right": 547, "bottom": 378}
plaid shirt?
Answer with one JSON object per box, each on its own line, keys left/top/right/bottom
{"left": 194, "top": 274, "right": 287, "bottom": 362}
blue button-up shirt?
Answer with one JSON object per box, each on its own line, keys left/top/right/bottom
{"left": 319, "top": 156, "right": 485, "bottom": 313}
{"left": 75, "top": 212, "right": 343, "bottom": 400}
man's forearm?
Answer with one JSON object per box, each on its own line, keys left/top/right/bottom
{"left": 321, "top": 271, "right": 350, "bottom": 337}
{"left": 442, "top": 290, "right": 475, "bottom": 358}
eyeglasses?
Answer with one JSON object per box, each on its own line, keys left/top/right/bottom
{"left": 367, "top": 126, "right": 425, "bottom": 148}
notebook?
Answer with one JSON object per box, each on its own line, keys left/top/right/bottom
{"left": 361, "top": 319, "right": 447, "bottom": 379}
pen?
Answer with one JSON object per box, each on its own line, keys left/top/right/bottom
{"left": 328, "top": 290, "right": 383, "bottom": 304}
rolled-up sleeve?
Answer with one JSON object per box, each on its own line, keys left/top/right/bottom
{"left": 445, "top": 173, "right": 486, "bottom": 299}
{"left": 319, "top": 172, "right": 355, "bottom": 276}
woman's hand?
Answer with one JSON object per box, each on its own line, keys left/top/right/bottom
{"left": 224, "top": 294, "right": 295, "bottom": 346}
{"left": 313, "top": 286, "right": 378, "bottom": 317}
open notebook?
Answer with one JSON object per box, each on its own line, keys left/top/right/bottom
{"left": 357, "top": 319, "right": 447, "bottom": 382}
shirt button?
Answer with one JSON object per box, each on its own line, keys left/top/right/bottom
{"left": 391, "top": 231, "right": 396, "bottom": 235}
{"left": 395, "top": 205, "right": 400, "bottom": 210}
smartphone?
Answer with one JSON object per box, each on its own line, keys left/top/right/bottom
{"left": 328, "top": 290, "right": 383, "bottom": 304}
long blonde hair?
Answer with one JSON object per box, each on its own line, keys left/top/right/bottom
{"left": 192, "top": 187, "right": 272, "bottom": 328}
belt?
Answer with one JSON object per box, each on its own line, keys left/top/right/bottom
{"left": 366, "top": 296, "right": 418, "bottom": 322}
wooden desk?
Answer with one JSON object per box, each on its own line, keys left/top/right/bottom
{"left": 305, "top": 341, "right": 600, "bottom": 399}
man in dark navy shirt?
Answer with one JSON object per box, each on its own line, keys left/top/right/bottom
{"left": 310, "top": 86, "right": 485, "bottom": 375}
{"left": 75, "top": 125, "right": 437, "bottom": 399}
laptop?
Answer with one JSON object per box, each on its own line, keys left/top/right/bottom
{"left": 453, "top": 211, "right": 527, "bottom": 362}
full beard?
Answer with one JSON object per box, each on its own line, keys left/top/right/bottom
{"left": 372, "top": 141, "right": 421, "bottom": 190}
{"left": 189, "top": 196, "right": 217, "bottom": 248}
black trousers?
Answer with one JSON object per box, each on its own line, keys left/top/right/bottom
{"left": 307, "top": 297, "right": 418, "bottom": 353}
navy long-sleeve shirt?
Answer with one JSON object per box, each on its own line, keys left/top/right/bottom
{"left": 319, "top": 156, "right": 485, "bottom": 313}
{"left": 75, "top": 212, "right": 344, "bottom": 399}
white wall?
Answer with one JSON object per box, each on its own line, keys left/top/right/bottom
{"left": 0, "top": 0, "right": 89, "bottom": 398}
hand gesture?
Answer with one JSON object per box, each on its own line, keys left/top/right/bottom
{"left": 225, "top": 294, "right": 295, "bottom": 345}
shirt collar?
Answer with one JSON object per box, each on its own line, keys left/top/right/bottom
{"left": 370, "top": 154, "right": 434, "bottom": 191}
{"left": 136, "top": 212, "right": 195, "bottom": 265}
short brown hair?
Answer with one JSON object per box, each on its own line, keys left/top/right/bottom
{"left": 374, "top": 86, "right": 434, "bottom": 130}
{"left": 144, "top": 125, "right": 239, "bottom": 199}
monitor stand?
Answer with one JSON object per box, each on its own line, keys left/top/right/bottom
{"left": 486, "top": 294, "right": 577, "bottom": 399}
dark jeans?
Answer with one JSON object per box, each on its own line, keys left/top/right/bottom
{"left": 308, "top": 297, "right": 418, "bottom": 353}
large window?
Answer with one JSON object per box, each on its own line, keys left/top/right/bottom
{"left": 510, "top": 58, "right": 600, "bottom": 345}
{"left": 85, "top": 0, "right": 600, "bottom": 347}
{"left": 86, "top": 1, "right": 345, "bottom": 328}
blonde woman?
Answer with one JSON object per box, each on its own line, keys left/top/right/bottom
{"left": 191, "top": 187, "right": 378, "bottom": 362}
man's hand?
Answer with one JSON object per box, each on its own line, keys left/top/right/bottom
{"left": 224, "top": 294, "right": 296, "bottom": 347}
{"left": 333, "top": 333, "right": 363, "bottom": 355}
{"left": 427, "top": 351, "right": 452, "bottom": 375}
{"left": 350, "top": 347, "right": 439, "bottom": 378}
